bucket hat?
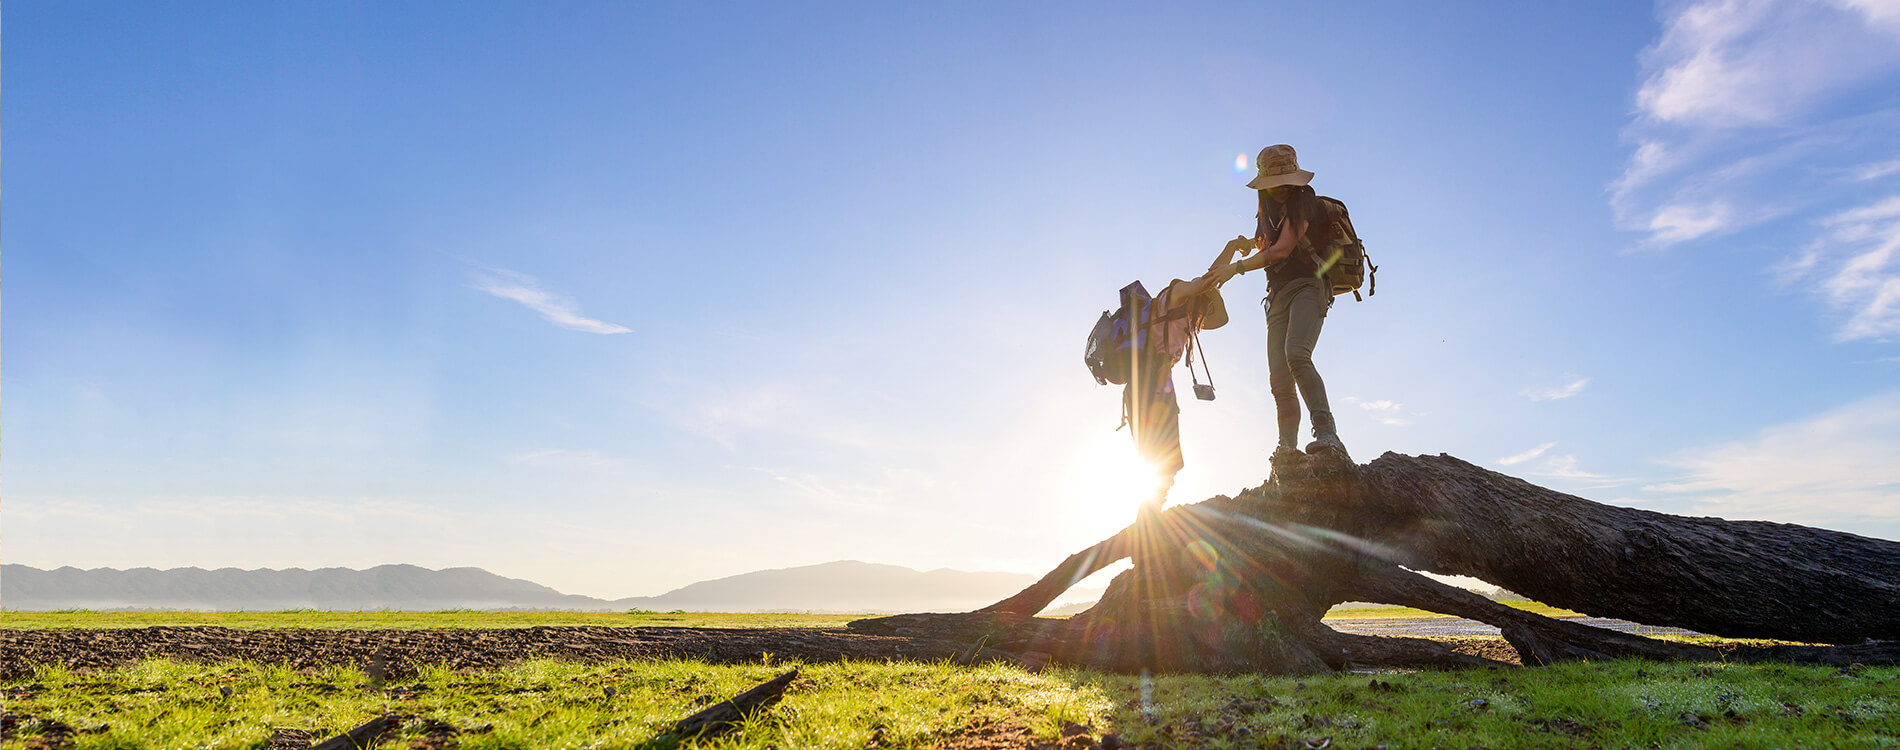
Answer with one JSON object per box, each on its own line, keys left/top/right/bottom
{"left": 1245, "top": 144, "right": 1314, "bottom": 190}
{"left": 1167, "top": 278, "right": 1229, "bottom": 331}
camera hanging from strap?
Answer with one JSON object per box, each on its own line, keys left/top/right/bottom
{"left": 1186, "top": 326, "right": 1215, "bottom": 400}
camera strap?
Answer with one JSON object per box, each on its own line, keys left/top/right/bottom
{"left": 1186, "top": 327, "right": 1213, "bottom": 390}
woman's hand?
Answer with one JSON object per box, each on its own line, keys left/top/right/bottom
{"left": 1223, "top": 235, "right": 1255, "bottom": 257}
{"left": 1212, "top": 234, "right": 1254, "bottom": 274}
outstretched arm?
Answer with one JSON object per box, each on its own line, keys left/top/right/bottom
{"left": 1210, "top": 210, "right": 1306, "bottom": 282}
{"left": 1209, "top": 235, "right": 1255, "bottom": 283}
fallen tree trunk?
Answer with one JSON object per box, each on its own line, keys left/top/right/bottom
{"left": 1270, "top": 453, "right": 1900, "bottom": 644}
{"left": 851, "top": 452, "right": 1900, "bottom": 673}
{"left": 313, "top": 715, "right": 400, "bottom": 750}
{"left": 672, "top": 669, "right": 800, "bottom": 740}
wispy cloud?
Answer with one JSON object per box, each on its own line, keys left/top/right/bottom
{"left": 1346, "top": 397, "right": 1416, "bottom": 426}
{"left": 1499, "top": 442, "right": 1557, "bottom": 466}
{"left": 1534, "top": 454, "right": 1611, "bottom": 481}
{"left": 472, "top": 268, "right": 631, "bottom": 335}
{"left": 1801, "top": 195, "right": 1900, "bottom": 339}
{"left": 1612, "top": 0, "right": 1900, "bottom": 261}
{"left": 1647, "top": 389, "right": 1900, "bottom": 527}
{"left": 1646, "top": 201, "right": 1734, "bottom": 244}
{"left": 1632, "top": 0, "right": 1898, "bottom": 129}
{"left": 1522, "top": 376, "right": 1590, "bottom": 402}
{"left": 1855, "top": 158, "right": 1900, "bottom": 181}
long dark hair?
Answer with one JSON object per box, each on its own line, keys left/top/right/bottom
{"left": 1257, "top": 185, "right": 1319, "bottom": 244}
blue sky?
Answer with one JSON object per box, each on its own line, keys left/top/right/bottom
{"left": 7, "top": 1, "right": 1899, "bottom": 599}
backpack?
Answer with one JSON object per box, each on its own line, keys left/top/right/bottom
{"left": 1310, "top": 196, "right": 1377, "bottom": 301}
{"left": 1084, "top": 281, "right": 1154, "bottom": 386}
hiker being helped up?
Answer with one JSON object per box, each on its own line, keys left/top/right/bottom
{"left": 1122, "top": 275, "right": 1228, "bottom": 516}
{"left": 1209, "top": 144, "right": 1360, "bottom": 464}
{"left": 1083, "top": 272, "right": 1230, "bottom": 517}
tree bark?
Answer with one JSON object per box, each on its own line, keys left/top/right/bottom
{"left": 672, "top": 669, "right": 799, "bottom": 740}
{"left": 312, "top": 715, "right": 399, "bottom": 750}
{"left": 850, "top": 451, "right": 1900, "bottom": 673}
{"left": 1268, "top": 452, "right": 1900, "bottom": 644}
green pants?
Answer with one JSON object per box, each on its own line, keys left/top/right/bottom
{"left": 1265, "top": 276, "right": 1336, "bottom": 448}
{"left": 1124, "top": 354, "right": 1183, "bottom": 494}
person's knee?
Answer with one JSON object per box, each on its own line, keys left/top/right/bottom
{"left": 1270, "top": 375, "right": 1298, "bottom": 399}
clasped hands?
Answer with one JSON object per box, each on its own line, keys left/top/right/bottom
{"left": 1208, "top": 235, "right": 1257, "bottom": 283}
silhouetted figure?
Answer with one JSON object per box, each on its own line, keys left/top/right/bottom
{"left": 1126, "top": 275, "right": 1228, "bottom": 515}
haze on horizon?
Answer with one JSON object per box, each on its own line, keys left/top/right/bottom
{"left": 8, "top": 1, "right": 1900, "bottom": 600}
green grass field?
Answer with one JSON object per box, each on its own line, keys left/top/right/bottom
{"left": 3, "top": 657, "right": 1895, "bottom": 748}
{"left": 3, "top": 610, "right": 1894, "bottom": 748}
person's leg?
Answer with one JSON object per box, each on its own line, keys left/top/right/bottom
{"left": 1128, "top": 359, "right": 1182, "bottom": 515}
{"left": 1281, "top": 283, "right": 1345, "bottom": 456}
{"left": 1265, "top": 292, "right": 1302, "bottom": 453}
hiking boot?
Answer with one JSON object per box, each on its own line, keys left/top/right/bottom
{"left": 1304, "top": 434, "right": 1351, "bottom": 463}
{"left": 1270, "top": 444, "right": 1305, "bottom": 465}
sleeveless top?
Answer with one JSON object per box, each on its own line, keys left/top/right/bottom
{"left": 1260, "top": 193, "right": 1321, "bottom": 288}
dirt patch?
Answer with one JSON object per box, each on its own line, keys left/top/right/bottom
{"left": 0, "top": 626, "right": 971, "bottom": 675}
{"left": 937, "top": 717, "right": 1101, "bottom": 750}
{"left": 1437, "top": 636, "right": 1522, "bottom": 666}
{"left": 0, "top": 625, "right": 1535, "bottom": 678}
{"left": 0, "top": 713, "right": 87, "bottom": 750}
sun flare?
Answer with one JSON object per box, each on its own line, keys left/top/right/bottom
{"left": 1066, "top": 433, "right": 1164, "bottom": 539}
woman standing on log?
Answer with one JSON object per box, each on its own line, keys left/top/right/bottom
{"left": 1210, "top": 144, "right": 1348, "bottom": 463}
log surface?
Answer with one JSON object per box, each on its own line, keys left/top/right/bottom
{"left": 1266, "top": 453, "right": 1900, "bottom": 643}
{"left": 852, "top": 451, "right": 1900, "bottom": 673}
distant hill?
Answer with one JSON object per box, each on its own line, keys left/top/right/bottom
{"left": 0, "top": 561, "right": 1102, "bottom": 614}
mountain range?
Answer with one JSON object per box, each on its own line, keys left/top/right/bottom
{"left": 0, "top": 561, "right": 1104, "bottom": 614}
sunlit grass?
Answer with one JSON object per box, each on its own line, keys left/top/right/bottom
{"left": 2, "top": 658, "right": 1892, "bottom": 748}
{"left": 0, "top": 659, "right": 1112, "bottom": 749}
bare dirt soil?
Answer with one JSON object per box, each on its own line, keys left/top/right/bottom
{"left": 0, "top": 625, "right": 1556, "bottom": 678}
{"left": 0, "top": 626, "right": 975, "bottom": 679}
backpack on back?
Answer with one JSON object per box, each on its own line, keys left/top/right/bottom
{"left": 1310, "top": 196, "right": 1377, "bottom": 301}
{"left": 1084, "top": 281, "right": 1154, "bottom": 386}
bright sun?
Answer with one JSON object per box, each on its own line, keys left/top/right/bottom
{"left": 1065, "top": 432, "right": 1163, "bottom": 540}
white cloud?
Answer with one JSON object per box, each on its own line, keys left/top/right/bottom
{"left": 1836, "top": 0, "right": 1900, "bottom": 31}
{"left": 1647, "top": 201, "right": 1735, "bottom": 243}
{"left": 1534, "top": 454, "right": 1611, "bottom": 480}
{"left": 1648, "top": 389, "right": 1900, "bottom": 526}
{"left": 1522, "top": 376, "right": 1591, "bottom": 402}
{"left": 1793, "top": 194, "right": 1900, "bottom": 340}
{"left": 1613, "top": 0, "right": 1900, "bottom": 256}
{"left": 1635, "top": 0, "right": 1900, "bottom": 128}
{"left": 1853, "top": 158, "right": 1900, "bottom": 181}
{"left": 1359, "top": 399, "right": 1408, "bottom": 426}
{"left": 1345, "top": 397, "right": 1415, "bottom": 426}
{"left": 1499, "top": 442, "right": 1557, "bottom": 466}
{"left": 473, "top": 268, "right": 631, "bottom": 335}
